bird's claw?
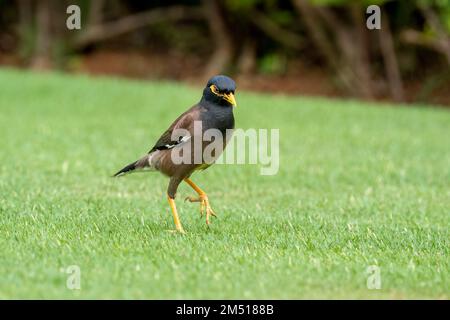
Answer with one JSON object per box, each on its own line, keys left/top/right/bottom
{"left": 185, "top": 195, "right": 217, "bottom": 225}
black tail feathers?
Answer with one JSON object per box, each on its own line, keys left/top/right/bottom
{"left": 113, "top": 161, "right": 137, "bottom": 177}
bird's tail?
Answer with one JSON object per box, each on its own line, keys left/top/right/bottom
{"left": 113, "top": 155, "right": 151, "bottom": 177}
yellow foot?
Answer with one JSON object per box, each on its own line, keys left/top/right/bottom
{"left": 185, "top": 195, "right": 217, "bottom": 225}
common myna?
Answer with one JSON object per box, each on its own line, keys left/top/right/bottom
{"left": 114, "top": 75, "right": 237, "bottom": 233}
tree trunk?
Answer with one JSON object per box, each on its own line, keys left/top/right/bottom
{"left": 88, "top": 0, "right": 106, "bottom": 27}
{"left": 350, "top": 4, "right": 374, "bottom": 99}
{"left": 31, "top": 0, "right": 52, "bottom": 70}
{"left": 293, "top": 0, "right": 375, "bottom": 99}
{"left": 203, "top": 0, "right": 234, "bottom": 79}
{"left": 379, "top": 9, "right": 404, "bottom": 102}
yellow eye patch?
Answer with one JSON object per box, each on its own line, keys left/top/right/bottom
{"left": 210, "top": 85, "right": 220, "bottom": 95}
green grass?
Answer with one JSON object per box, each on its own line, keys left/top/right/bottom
{"left": 0, "top": 68, "right": 448, "bottom": 299}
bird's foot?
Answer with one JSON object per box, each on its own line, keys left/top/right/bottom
{"left": 185, "top": 194, "right": 217, "bottom": 225}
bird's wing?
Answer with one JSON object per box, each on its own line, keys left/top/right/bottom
{"left": 149, "top": 105, "right": 201, "bottom": 153}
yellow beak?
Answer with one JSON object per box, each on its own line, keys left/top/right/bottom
{"left": 223, "top": 92, "right": 237, "bottom": 107}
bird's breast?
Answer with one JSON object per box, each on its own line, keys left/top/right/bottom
{"left": 202, "top": 107, "right": 235, "bottom": 134}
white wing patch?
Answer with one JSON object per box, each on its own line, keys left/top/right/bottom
{"left": 165, "top": 135, "right": 191, "bottom": 149}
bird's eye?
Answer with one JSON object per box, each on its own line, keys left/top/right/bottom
{"left": 210, "top": 85, "right": 220, "bottom": 95}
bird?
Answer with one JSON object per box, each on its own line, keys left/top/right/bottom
{"left": 113, "top": 75, "right": 237, "bottom": 233}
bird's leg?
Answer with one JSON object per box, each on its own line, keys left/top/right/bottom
{"left": 167, "top": 196, "right": 185, "bottom": 234}
{"left": 184, "top": 178, "right": 216, "bottom": 225}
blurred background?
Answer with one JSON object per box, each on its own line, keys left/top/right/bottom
{"left": 0, "top": 0, "right": 449, "bottom": 106}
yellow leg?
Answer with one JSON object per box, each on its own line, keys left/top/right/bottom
{"left": 167, "top": 196, "right": 185, "bottom": 233}
{"left": 184, "top": 178, "right": 217, "bottom": 225}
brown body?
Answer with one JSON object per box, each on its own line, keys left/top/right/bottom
{"left": 132, "top": 104, "right": 232, "bottom": 198}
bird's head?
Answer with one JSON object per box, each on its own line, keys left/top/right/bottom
{"left": 202, "top": 75, "right": 237, "bottom": 107}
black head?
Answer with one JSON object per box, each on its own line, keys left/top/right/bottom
{"left": 201, "top": 75, "right": 237, "bottom": 107}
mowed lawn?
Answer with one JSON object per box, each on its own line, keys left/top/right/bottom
{"left": 0, "top": 69, "right": 448, "bottom": 299}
